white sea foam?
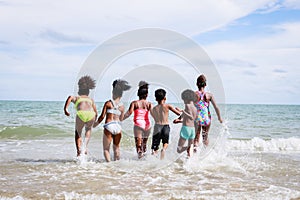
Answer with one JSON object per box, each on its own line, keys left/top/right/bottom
{"left": 0, "top": 127, "right": 7, "bottom": 133}
{"left": 182, "top": 131, "right": 249, "bottom": 176}
{"left": 228, "top": 137, "right": 300, "bottom": 152}
{"left": 62, "top": 192, "right": 124, "bottom": 200}
{"left": 58, "top": 187, "right": 300, "bottom": 200}
{"left": 0, "top": 196, "right": 25, "bottom": 200}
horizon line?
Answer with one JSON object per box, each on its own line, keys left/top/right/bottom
{"left": 0, "top": 99, "right": 299, "bottom": 106}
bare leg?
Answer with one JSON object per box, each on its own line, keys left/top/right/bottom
{"left": 202, "top": 124, "right": 211, "bottom": 146}
{"left": 84, "top": 129, "right": 91, "bottom": 155}
{"left": 84, "top": 119, "right": 95, "bottom": 154}
{"left": 142, "top": 129, "right": 151, "bottom": 154}
{"left": 75, "top": 116, "right": 85, "bottom": 156}
{"left": 151, "top": 129, "right": 160, "bottom": 157}
{"left": 112, "top": 133, "right": 122, "bottom": 161}
{"left": 160, "top": 143, "right": 168, "bottom": 160}
{"left": 194, "top": 122, "right": 201, "bottom": 148}
{"left": 187, "top": 139, "right": 194, "bottom": 157}
{"left": 152, "top": 150, "right": 158, "bottom": 156}
{"left": 134, "top": 126, "right": 143, "bottom": 158}
{"left": 75, "top": 130, "right": 81, "bottom": 157}
{"left": 177, "top": 137, "right": 187, "bottom": 153}
{"left": 103, "top": 129, "right": 113, "bottom": 162}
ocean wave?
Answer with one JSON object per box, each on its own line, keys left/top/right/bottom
{"left": 227, "top": 137, "right": 300, "bottom": 152}
{"left": 0, "top": 126, "right": 69, "bottom": 139}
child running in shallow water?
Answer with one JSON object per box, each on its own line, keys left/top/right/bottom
{"left": 123, "top": 81, "right": 152, "bottom": 159}
{"left": 94, "top": 79, "right": 131, "bottom": 162}
{"left": 150, "top": 89, "right": 181, "bottom": 160}
{"left": 64, "top": 75, "right": 98, "bottom": 157}
{"left": 194, "top": 74, "right": 223, "bottom": 150}
{"left": 174, "top": 89, "right": 197, "bottom": 157}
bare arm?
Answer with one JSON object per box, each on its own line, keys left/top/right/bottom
{"left": 173, "top": 106, "right": 183, "bottom": 124}
{"left": 119, "top": 105, "right": 125, "bottom": 121}
{"left": 173, "top": 106, "right": 193, "bottom": 122}
{"left": 92, "top": 100, "right": 98, "bottom": 119}
{"left": 182, "top": 109, "right": 194, "bottom": 120}
{"left": 173, "top": 118, "right": 183, "bottom": 124}
{"left": 93, "top": 101, "right": 108, "bottom": 127}
{"left": 148, "top": 102, "right": 153, "bottom": 111}
{"left": 64, "top": 96, "right": 74, "bottom": 116}
{"left": 210, "top": 94, "right": 223, "bottom": 123}
{"left": 123, "top": 101, "right": 135, "bottom": 121}
{"left": 168, "top": 104, "right": 181, "bottom": 116}
{"left": 150, "top": 104, "right": 155, "bottom": 118}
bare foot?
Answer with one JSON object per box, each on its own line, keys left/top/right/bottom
{"left": 202, "top": 133, "right": 209, "bottom": 146}
{"left": 138, "top": 151, "right": 143, "bottom": 159}
{"left": 193, "top": 146, "right": 197, "bottom": 153}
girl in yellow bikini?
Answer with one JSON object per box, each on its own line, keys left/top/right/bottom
{"left": 64, "top": 75, "right": 97, "bottom": 157}
{"left": 94, "top": 79, "right": 131, "bottom": 162}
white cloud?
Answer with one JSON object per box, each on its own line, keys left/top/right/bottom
{"left": 0, "top": 0, "right": 276, "bottom": 43}
{"left": 205, "top": 22, "right": 300, "bottom": 104}
{"left": 283, "top": 0, "right": 300, "bottom": 9}
{"left": 0, "top": 0, "right": 299, "bottom": 103}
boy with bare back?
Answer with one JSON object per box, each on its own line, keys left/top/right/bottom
{"left": 150, "top": 89, "right": 181, "bottom": 159}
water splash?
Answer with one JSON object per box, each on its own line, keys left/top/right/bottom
{"left": 181, "top": 120, "right": 248, "bottom": 175}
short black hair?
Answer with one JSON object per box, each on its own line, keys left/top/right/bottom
{"left": 155, "top": 89, "right": 166, "bottom": 102}
{"left": 181, "top": 89, "right": 197, "bottom": 103}
{"left": 112, "top": 79, "right": 131, "bottom": 98}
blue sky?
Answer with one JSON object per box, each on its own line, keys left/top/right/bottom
{"left": 0, "top": 0, "right": 299, "bottom": 104}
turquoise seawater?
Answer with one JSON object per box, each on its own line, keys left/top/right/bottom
{"left": 0, "top": 101, "right": 299, "bottom": 199}
{"left": 1, "top": 101, "right": 299, "bottom": 140}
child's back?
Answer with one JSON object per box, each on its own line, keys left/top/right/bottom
{"left": 151, "top": 104, "right": 171, "bottom": 125}
{"left": 150, "top": 89, "right": 181, "bottom": 159}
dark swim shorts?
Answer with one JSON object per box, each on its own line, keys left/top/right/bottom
{"left": 151, "top": 124, "right": 170, "bottom": 151}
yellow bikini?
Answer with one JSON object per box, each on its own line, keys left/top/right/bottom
{"left": 75, "top": 97, "right": 96, "bottom": 122}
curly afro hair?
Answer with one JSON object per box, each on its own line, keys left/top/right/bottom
{"left": 78, "top": 75, "right": 96, "bottom": 95}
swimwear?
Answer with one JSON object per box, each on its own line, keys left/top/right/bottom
{"left": 103, "top": 121, "right": 122, "bottom": 135}
{"left": 180, "top": 125, "right": 195, "bottom": 140}
{"left": 134, "top": 109, "right": 151, "bottom": 130}
{"left": 107, "top": 99, "right": 123, "bottom": 116}
{"left": 151, "top": 124, "right": 170, "bottom": 151}
{"left": 74, "top": 97, "right": 96, "bottom": 123}
{"left": 195, "top": 91, "right": 211, "bottom": 126}
{"left": 76, "top": 110, "right": 96, "bottom": 123}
